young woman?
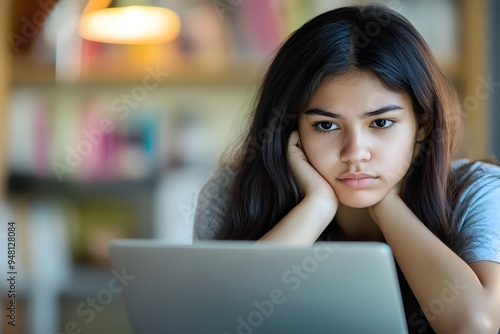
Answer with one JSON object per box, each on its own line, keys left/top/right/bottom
{"left": 194, "top": 4, "right": 500, "bottom": 334}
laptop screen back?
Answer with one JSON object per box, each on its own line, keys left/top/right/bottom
{"left": 109, "top": 240, "right": 408, "bottom": 334}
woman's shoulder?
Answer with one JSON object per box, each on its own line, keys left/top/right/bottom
{"left": 199, "top": 165, "right": 239, "bottom": 195}
{"left": 193, "top": 165, "right": 239, "bottom": 241}
{"left": 451, "top": 158, "right": 500, "bottom": 211}
{"left": 451, "top": 158, "right": 500, "bottom": 186}
{"left": 451, "top": 158, "right": 500, "bottom": 263}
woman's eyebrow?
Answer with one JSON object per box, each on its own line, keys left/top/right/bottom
{"left": 304, "top": 108, "right": 344, "bottom": 119}
{"left": 304, "top": 104, "right": 404, "bottom": 119}
{"left": 364, "top": 104, "right": 404, "bottom": 118}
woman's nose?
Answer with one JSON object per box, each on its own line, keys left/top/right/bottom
{"left": 339, "top": 130, "right": 371, "bottom": 164}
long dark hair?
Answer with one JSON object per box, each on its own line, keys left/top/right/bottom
{"left": 216, "top": 4, "right": 463, "bottom": 245}
{"left": 211, "top": 5, "right": 472, "bottom": 333}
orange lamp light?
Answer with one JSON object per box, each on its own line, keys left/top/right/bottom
{"left": 79, "top": 0, "right": 181, "bottom": 44}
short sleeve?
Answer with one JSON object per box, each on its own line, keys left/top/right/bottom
{"left": 454, "top": 161, "right": 500, "bottom": 264}
{"left": 193, "top": 167, "right": 237, "bottom": 241}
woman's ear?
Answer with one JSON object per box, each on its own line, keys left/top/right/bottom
{"left": 416, "top": 126, "right": 428, "bottom": 142}
{"left": 414, "top": 109, "right": 431, "bottom": 143}
{"left": 416, "top": 119, "right": 432, "bottom": 142}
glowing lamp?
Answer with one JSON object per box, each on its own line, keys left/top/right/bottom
{"left": 79, "top": 0, "right": 181, "bottom": 44}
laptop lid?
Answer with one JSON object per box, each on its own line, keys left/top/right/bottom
{"left": 109, "top": 239, "right": 408, "bottom": 334}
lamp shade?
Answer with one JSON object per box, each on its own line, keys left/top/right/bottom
{"left": 79, "top": 1, "right": 181, "bottom": 44}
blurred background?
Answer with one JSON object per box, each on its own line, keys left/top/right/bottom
{"left": 0, "top": 0, "right": 498, "bottom": 333}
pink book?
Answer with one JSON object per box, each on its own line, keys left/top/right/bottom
{"left": 33, "top": 103, "right": 50, "bottom": 178}
{"left": 77, "top": 100, "right": 107, "bottom": 181}
{"left": 240, "top": 0, "right": 284, "bottom": 56}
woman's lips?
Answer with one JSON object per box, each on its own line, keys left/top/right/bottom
{"left": 338, "top": 177, "right": 377, "bottom": 189}
{"left": 338, "top": 173, "right": 378, "bottom": 189}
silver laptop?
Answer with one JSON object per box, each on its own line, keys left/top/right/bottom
{"left": 109, "top": 239, "right": 408, "bottom": 334}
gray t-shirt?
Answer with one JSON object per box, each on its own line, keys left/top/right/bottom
{"left": 193, "top": 160, "right": 500, "bottom": 264}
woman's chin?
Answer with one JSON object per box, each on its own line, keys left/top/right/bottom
{"left": 337, "top": 193, "right": 382, "bottom": 209}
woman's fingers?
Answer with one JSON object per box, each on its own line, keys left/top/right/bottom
{"left": 287, "top": 131, "right": 337, "bottom": 202}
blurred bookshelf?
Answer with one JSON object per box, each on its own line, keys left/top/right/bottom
{"left": 11, "top": 54, "right": 267, "bottom": 86}
{"left": 2, "top": 0, "right": 491, "bottom": 333}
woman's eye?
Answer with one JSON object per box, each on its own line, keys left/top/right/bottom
{"left": 315, "top": 122, "right": 339, "bottom": 131}
{"left": 371, "top": 119, "right": 394, "bottom": 128}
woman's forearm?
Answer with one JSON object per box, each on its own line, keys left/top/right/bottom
{"left": 258, "top": 196, "right": 336, "bottom": 245}
{"left": 372, "top": 196, "right": 496, "bottom": 333}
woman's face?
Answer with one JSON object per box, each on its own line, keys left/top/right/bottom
{"left": 298, "top": 70, "right": 419, "bottom": 208}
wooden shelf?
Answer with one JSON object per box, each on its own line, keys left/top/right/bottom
{"left": 7, "top": 173, "right": 158, "bottom": 198}
{"left": 11, "top": 55, "right": 266, "bottom": 86}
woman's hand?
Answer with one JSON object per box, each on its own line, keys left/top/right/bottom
{"left": 257, "top": 131, "right": 338, "bottom": 244}
{"left": 288, "top": 131, "right": 338, "bottom": 209}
